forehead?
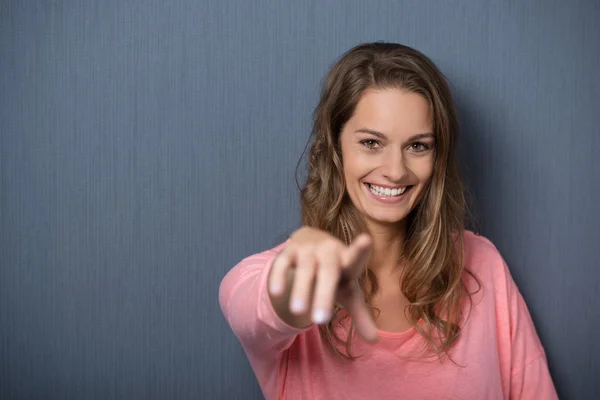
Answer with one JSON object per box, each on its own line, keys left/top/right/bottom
{"left": 346, "top": 89, "right": 433, "bottom": 137}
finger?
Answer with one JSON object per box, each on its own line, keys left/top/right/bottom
{"left": 311, "top": 244, "right": 342, "bottom": 324}
{"left": 340, "top": 234, "right": 373, "bottom": 279}
{"left": 268, "top": 246, "right": 296, "bottom": 296}
{"left": 346, "top": 283, "right": 379, "bottom": 342}
{"left": 288, "top": 249, "right": 317, "bottom": 315}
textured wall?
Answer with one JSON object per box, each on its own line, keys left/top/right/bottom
{"left": 1, "top": 0, "right": 598, "bottom": 399}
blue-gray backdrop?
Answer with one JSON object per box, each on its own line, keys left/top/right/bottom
{"left": 1, "top": 1, "right": 598, "bottom": 399}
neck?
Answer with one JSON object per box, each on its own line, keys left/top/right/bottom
{"left": 365, "top": 219, "right": 408, "bottom": 275}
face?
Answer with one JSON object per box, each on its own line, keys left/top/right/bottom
{"left": 339, "top": 88, "right": 435, "bottom": 232}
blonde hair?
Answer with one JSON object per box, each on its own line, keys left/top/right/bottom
{"left": 299, "top": 42, "right": 475, "bottom": 359}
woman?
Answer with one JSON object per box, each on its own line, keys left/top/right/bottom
{"left": 219, "top": 42, "right": 557, "bottom": 399}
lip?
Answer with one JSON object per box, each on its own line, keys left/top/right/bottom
{"left": 367, "top": 183, "right": 410, "bottom": 190}
{"left": 363, "top": 183, "right": 412, "bottom": 204}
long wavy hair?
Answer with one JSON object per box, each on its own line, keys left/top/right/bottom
{"left": 299, "top": 42, "right": 474, "bottom": 359}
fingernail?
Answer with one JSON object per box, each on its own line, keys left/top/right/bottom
{"left": 312, "top": 308, "right": 330, "bottom": 324}
{"left": 290, "top": 299, "right": 304, "bottom": 313}
{"left": 269, "top": 283, "right": 281, "bottom": 294}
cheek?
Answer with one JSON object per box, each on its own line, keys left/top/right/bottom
{"left": 341, "top": 148, "right": 367, "bottom": 181}
{"left": 343, "top": 162, "right": 362, "bottom": 192}
{"left": 411, "top": 157, "right": 435, "bottom": 183}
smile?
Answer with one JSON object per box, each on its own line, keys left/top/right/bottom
{"left": 366, "top": 183, "right": 409, "bottom": 197}
{"left": 363, "top": 183, "right": 413, "bottom": 204}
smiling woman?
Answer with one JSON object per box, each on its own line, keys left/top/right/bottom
{"left": 219, "top": 43, "right": 558, "bottom": 399}
{"left": 341, "top": 89, "right": 435, "bottom": 226}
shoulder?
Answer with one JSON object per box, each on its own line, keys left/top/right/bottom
{"left": 220, "top": 240, "right": 289, "bottom": 286}
{"left": 236, "top": 241, "right": 288, "bottom": 269}
{"left": 461, "top": 230, "right": 503, "bottom": 264}
{"left": 219, "top": 240, "right": 289, "bottom": 313}
{"left": 460, "top": 230, "right": 513, "bottom": 292}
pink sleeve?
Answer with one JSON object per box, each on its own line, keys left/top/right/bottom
{"left": 498, "top": 259, "right": 558, "bottom": 399}
{"left": 219, "top": 242, "right": 312, "bottom": 395}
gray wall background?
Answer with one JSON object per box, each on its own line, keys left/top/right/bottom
{"left": 1, "top": 0, "right": 598, "bottom": 399}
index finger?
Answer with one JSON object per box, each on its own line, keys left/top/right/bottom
{"left": 346, "top": 282, "right": 379, "bottom": 342}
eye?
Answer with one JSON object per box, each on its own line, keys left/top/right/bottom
{"left": 360, "top": 139, "right": 381, "bottom": 150}
{"left": 409, "top": 142, "right": 431, "bottom": 152}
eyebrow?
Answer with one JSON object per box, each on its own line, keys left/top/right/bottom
{"left": 355, "top": 129, "right": 435, "bottom": 141}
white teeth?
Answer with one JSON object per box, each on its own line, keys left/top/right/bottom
{"left": 368, "top": 184, "right": 407, "bottom": 197}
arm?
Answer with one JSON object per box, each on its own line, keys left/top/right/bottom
{"left": 219, "top": 228, "right": 378, "bottom": 397}
{"left": 492, "top": 255, "right": 558, "bottom": 400}
{"left": 506, "top": 276, "right": 558, "bottom": 399}
{"left": 219, "top": 242, "right": 312, "bottom": 395}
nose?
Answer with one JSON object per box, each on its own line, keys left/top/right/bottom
{"left": 381, "top": 148, "right": 408, "bottom": 182}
